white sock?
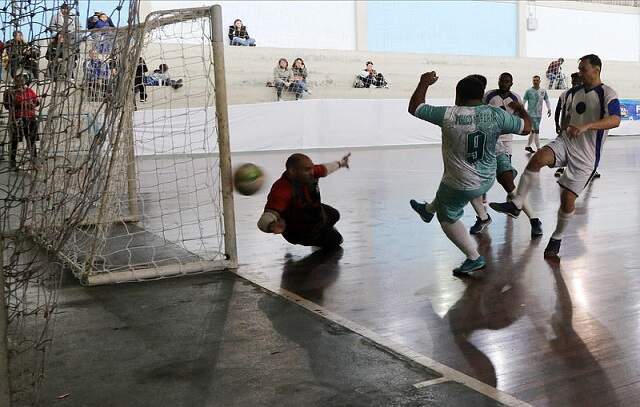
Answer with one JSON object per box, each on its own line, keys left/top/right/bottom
{"left": 551, "top": 209, "right": 574, "bottom": 240}
{"left": 534, "top": 132, "right": 540, "bottom": 149}
{"left": 426, "top": 200, "right": 437, "bottom": 213}
{"left": 511, "top": 170, "right": 539, "bottom": 209}
{"left": 470, "top": 196, "right": 488, "bottom": 220}
{"left": 441, "top": 220, "right": 480, "bottom": 260}
{"left": 527, "top": 133, "right": 534, "bottom": 147}
{"left": 509, "top": 191, "right": 535, "bottom": 219}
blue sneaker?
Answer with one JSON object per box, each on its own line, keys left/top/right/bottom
{"left": 453, "top": 256, "right": 486, "bottom": 277}
{"left": 410, "top": 199, "right": 434, "bottom": 223}
{"left": 489, "top": 201, "right": 521, "bottom": 219}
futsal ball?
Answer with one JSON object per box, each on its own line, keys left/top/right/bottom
{"left": 233, "top": 163, "right": 265, "bottom": 195}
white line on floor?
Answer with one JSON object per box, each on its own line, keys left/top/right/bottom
{"left": 235, "top": 270, "right": 533, "bottom": 407}
{"left": 413, "top": 377, "right": 450, "bottom": 389}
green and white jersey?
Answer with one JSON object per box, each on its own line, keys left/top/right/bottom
{"left": 523, "top": 87, "right": 551, "bottom": 118}
{"left": 413, "top": 103, "right": 524, "bottom": 190}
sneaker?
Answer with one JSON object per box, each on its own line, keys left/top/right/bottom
{"left": 470, "top": 215, "right": 491, "bottom": 235}
{"left": 592, "top": 172, "right": 601, "bottom": 179}
{"left": 554, "top": 168, "right": 564, "bottom": 177}
{"left": 530, "top": 218, "right": 543, "bottom": 238}
{"left": 409, "top": 199, "right": 434, "bottom": 223}
{"left": 489, "top": 201, "right": 521, "bottom": 218}
{"left": 544, "top": 237, "right": 562, "bottom": 258}
{"left": 453, "top": 256, "right": 486, "bottom": 277}
{"left": 525, "top": 146, "right": 535, "bottom": 153}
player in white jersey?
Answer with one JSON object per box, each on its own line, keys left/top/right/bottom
{"left": 523, "top": 75, "right": 552, "bottom": 153}
{"left": 554, "top": 72, "right": 582, "bottom": 177}
{"left": 490, "top": 54, "right": 621, "bottom": 258}
{"left": 408, "top": 72, "right": 531, "bottom": 276}
{"left": 470, "top": 72, "right": 543, "bottom": 238}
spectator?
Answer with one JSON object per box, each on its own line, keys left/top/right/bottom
{"left": 89, "top": 12, "right": 116, "bottom": 54}
{"left": 2, "top": 74, "right": 40, "bottom": 169}
{"left": 356, "top": 61, "right": 387, "bottom": 88}
{"left": 273, "top": 58, "right": 292, "bottom": 101}
{"left": 45, "top": 32, "right": 78, "bottom": 80}
{"left": 49, "top": 3, "right": 79, "bottom": 38}
{"left": 87, "top": 11, "right": 115, "bottom": 30}
{"left": 0, "top": 40, "right": 4, "bottom": 82}
{"left": 84, "top": 49, "right": 111, "bottom": 101}
{"left": 134, "top": 57, "right": 148, "bottom": 101}
{"left": 291, "top": 58, "right": 309, "bottom": 100}
{"left": 5, "top": 31, "right": 40, "bottom": 83}
{"left": 546, "top": 58, "right": 566, "bottom": 90}
{"left": 145, "top": 64, "right": 183, "bottom": 89}
{"left": 228, "top": 19, "right": 256, "bottom": 46}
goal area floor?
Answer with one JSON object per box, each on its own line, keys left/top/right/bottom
{"left": 39, "top": 137, "right": 640, "bottom": 406}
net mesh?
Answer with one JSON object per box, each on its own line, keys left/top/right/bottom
{"left": 1, "top": 2, "right": 233, "bottom": 404}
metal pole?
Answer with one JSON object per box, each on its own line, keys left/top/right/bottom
{"left": 124, "top": 110, "right": 140, "bottom": 220}
{"left": 0, "top": 235, "right": 12, "bottom": 407}
{"left": 210, "top": 5, "right": 237, "bottom": 267}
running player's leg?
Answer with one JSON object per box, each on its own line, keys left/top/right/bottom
{"left": 490, "top": 144, "right": 558, "bottom": 217}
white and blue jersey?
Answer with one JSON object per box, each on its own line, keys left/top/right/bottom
{"left": 484, "top": 90, "right": 522, "bottom": 154}
{"left": 563, "top": 84, "right": 620, "bottom": 170}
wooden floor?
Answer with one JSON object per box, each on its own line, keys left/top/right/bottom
{"left": 232, "top": 137, "right": 640, "bottom": 407}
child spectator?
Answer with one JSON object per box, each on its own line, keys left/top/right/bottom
{"left": 273, "top": 58, "right": 292, "bottom": 101}
{"left": 291, "top": 58, "right": 309, "bottom": 100}
{"left": 87, "top": 11, "right": 115, "bottom": 29}
{"left": 228, "top": 19, "right": 256, "bottom": 46}
{"left": 356, "top": 61, "right": 387, "bottom": 88}
{"left": 84, "top": 49, "right": 111, "bottom": 101}
{"left": 2, "top": 74, "right": 40, "bottom": 169}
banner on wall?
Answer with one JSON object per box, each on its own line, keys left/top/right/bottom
{"left": 620, "top": 99, "right": 640, "bottom": 121}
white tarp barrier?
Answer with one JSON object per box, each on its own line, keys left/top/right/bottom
{"left": 134, "top": 98, "right": 640, "bottom": 155}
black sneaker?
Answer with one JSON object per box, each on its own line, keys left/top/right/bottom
{"left": 470, "top": 215, "right": 492, "bottom": 235}
{"left": 592, "top": 172, "right": 601, "bottom": 179}
{"left": 410, "top": 199, "right": 434, "bottom": 223}
{"left": 489, "top": 201, "right": 521, "bottom": 218}
{"left": 530, "top": 218, "right": 543, "bottom": 238}
{"left": 525, "top": 146, "right": 535, "bottom": 153}
{"left": 544, "top": 238, "right": 562, "bottom": 258}
{"left": 554, "top": 168, "right": 564, "bottom": 177}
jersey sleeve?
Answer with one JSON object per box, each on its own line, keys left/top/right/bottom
{"left": 605, "top": 87, "right": 621, "bottom": 117}
{"left": 413, "top": 103, "right": 447, "bottom": 126}
{"left": 313, "top": 164, "right": 328, "bottom": 178}
{"left": 264, "top": 180, "right": 292, "bottom": 214}
{"left": 494, "top": 107, "right": 524, "bottom": 134}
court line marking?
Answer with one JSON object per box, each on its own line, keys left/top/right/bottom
{"left": 234, "top": 270, "right": 533, "bottom": 407}
{"left": 413, "top": 377, "right": 450, "bottom": 389}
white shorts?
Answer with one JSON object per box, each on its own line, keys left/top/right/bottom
{"left": 547, "top": 137, "right": 597, "bottom": 195}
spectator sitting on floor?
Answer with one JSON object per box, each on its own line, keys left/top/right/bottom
{"left": 257, "top": 152, "right": 351, "bottom": 248}
{"left": 546, "top": 57, "right": 565, "bottom": 90}
{"left": 291, "top": 57, "right": 310, "bottom": 100}
{"left": 356, "top": 61, "right": 387, "bottom": 88}
{"left": 145, "top": 64, "right": 183, "bottom": 89}
{"left": 228, "top": 19, "right": 256, "bottom": 46}
{"left": 273, "top": 58, "right": 292, "bottom": 101}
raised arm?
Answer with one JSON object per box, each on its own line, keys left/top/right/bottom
{"left": 321, "top": 153, "right": 351, "bottom": 175}
{"left": 508, "top": 101, "right": 532, "bottom": 135}
{"left": 408, "top": 71, "right": 438, "bottom": 114}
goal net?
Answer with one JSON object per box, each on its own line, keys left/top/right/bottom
{"left": 1, "top": 2, "right": 236, "bottom": 404}
{"left": 53, "top": 6, "right": 238, "bottom": 286}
